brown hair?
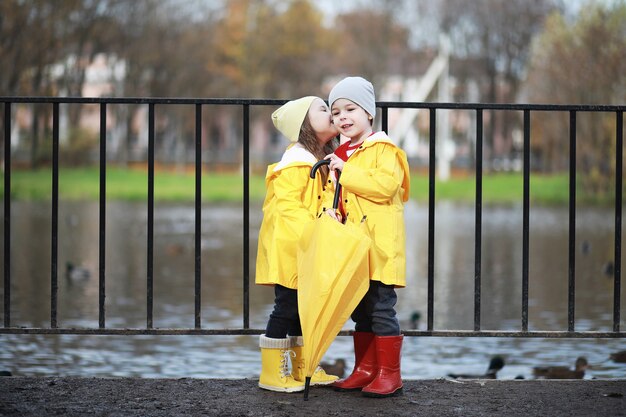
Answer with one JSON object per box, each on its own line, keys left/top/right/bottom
{"left": 298, "top": 116, "right": 338, "bottom": 184}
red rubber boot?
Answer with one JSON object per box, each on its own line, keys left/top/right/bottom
{"left": 362, "top": 335, "right": 403, "bottom": 397}
{"left": 332, "top": 332, "right": 377, "bottom": 391}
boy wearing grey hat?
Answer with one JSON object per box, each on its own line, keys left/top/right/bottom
{"left": 324, "top": 76, "right": 411, "bottom": 398}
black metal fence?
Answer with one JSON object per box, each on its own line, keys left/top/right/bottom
{"left": 1, "top": 97, "right": 624, "bottom": 338}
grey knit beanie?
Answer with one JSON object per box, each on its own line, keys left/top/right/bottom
{"left": 328, "top": 76, "right": 376, "bottom": 118}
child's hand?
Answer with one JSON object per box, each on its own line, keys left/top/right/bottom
{"left": 325, "top": 208, "right": 343, "bottom": 223}
{"left": 325, "top": 153, "right": 344, "bottom": 173}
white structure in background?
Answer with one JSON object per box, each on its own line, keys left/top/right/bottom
{"left": 9, "top": 54, "right": 133, "bottom": 165}
{"left": 384, "top": 35, "right": 454, "bottom": 181}
{"left": 52, "top": 53, "right": 126, "bottom": 149}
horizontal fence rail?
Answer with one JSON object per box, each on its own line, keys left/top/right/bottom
{"left": 0, "top": 97, "right": 624, "bottom": 338}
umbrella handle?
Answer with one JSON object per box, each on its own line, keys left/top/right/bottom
{"left": 310, "top": 159, "right": 330, "bottom": 179}
{"left": 310, "top": 159, "right": 342, "bottom": 210}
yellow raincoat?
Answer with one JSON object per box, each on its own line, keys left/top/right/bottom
{"left": 256, "top": 143, "right": 326, "bottom": 289}
{"left": 322, "top": 132, "right": 410, "bottom": 287}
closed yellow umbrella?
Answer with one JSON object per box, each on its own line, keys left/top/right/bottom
{"left": 297, "top": 160, "right": 371, "bottom": 400}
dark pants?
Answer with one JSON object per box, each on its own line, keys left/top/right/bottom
{"left": 265, "top": 284, "right": 302, "bottom": 338}
{"left": 352, "top": 281, "right": 400, "bottom": 336}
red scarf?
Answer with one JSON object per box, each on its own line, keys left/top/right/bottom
{"left": 332, "top": 141, "right": 364, "bottom": 219}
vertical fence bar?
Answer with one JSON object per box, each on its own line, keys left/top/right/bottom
{"left": 99, "top": 103, "right": 107, "bottom": 328}
{"left": 3, "top": 102, "right": 11, "bottom": 327}
{"left": 614, "top": 111, "right": 623, "bottom": 332}
{"left": 568, "top": 111, "right": 577, "bottom": 331}
{"left": 51, "top": 102, "right": 59, "bottom": 328}
{"left": 195, "top": 103, "right": 202, "bottom": 329}
{"left": 427, "top": 108, "right": 436, "bottom": 331}
{"left": 522, "top": 110, "right": 530, "bottom": 332}
{"left": 147, "top": 103, "right": 155, "bottom": 329}
{"left": 474, "top": 109, "right": 483, "bottom": 331}
{"left": 381, "top": 106, "right": 388, "bottom": 133}
{"left": 243, "top": 104, "right": 250, "bottom": 329}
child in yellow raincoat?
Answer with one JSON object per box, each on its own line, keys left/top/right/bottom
{"left": 256, "top": 96, "right": 340, "bottom": 392}
{"left": 324, "top": 76, "right": 410, "bottom": 398}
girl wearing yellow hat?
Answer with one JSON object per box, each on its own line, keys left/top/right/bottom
{"left": 256, "top": 96, "right": 340, "bottom": 392}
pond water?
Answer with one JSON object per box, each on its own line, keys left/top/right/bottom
{"left": 1, "top": 200, "right": 625, "bottom": 379}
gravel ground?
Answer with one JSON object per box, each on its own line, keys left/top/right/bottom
{"left": 1, "top": 377, "right": 625, "bottom": 416}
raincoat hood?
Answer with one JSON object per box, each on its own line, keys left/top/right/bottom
{"left": 273, "top": 143, "right": 317, "bottom": 172}
{"left": 353, "top": 132, "right": 410, "bottom": 202}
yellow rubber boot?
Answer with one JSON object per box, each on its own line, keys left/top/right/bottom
{"left": 258, "top": 335, "right": 305, "bottom": 392}
{"left": 290, "top": 336, "right": 339, "bottom": 386}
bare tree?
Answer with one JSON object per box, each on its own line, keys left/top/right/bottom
{"left": 525, "top": 2, "right": 626, "bottom": 198}
{"left": 329, "top": 5, "right": 414, "bottom": 86}
{"left": 436, "top": 0, "right": 561, "bottom": 161}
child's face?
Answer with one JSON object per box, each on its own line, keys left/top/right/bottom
{"left": 331, "top": 99, "right": 372, "bottom": 141}
{"left": 308, "top": 98, "right": 338, "bottom": 144}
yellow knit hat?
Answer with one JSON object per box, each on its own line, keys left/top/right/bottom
{"left": 271, "top": 96, "right": 317, "bottom": 142}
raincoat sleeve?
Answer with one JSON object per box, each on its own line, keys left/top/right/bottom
{"left": 274, "top": 165, "right": 317, "bottom": 234}
{"left": 340, "top": 144, "right": 406, "bottom": 203}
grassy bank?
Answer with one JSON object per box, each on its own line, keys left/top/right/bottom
{"left": 0, "top": 167, "right": 617, "bottom": 205}
{"left": 0, "top": 167, "right": 266, "bottom": 202}
{"left": 410, "top": 173, "right": 572, "bottom": 205}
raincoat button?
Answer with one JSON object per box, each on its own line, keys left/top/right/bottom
{"left": 318, "top": 195, "right": 321, "bottom": 199}
{"left": 328, "top": 180, "right": 332, "bottom": 183}
{"left": 344, "top": 199, "right": 348, "bottom": 203}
